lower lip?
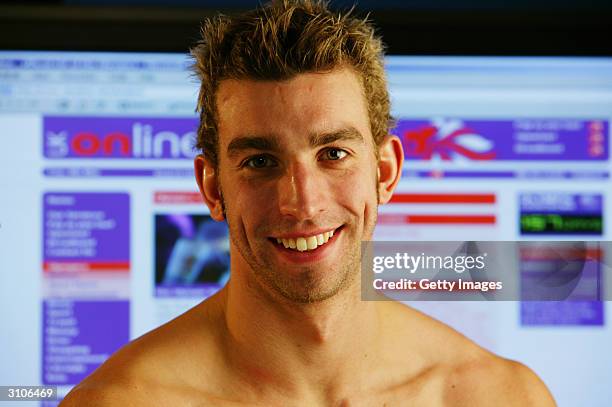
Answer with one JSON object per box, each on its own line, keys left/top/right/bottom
{"left": 270, "top": 228, "right": 342, "bottom": 265}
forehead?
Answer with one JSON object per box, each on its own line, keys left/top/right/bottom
{"left": 215, "top": 68, "right": 372, "bottom": 148}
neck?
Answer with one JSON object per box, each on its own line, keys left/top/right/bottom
{"left": 217, "top": 255, "right": 382, "bottom": 402}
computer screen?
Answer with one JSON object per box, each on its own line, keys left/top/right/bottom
{"left": 0, "top": 51, "right": 610, "bottom": 405}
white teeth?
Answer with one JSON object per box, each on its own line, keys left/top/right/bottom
{"left": 296, "top": 237, "right": 308, "bottom": 251}
{"left": 276, "top": 229, "right": 337, "bottom": 252}
{"left": 306, "top": 236, "right": 318, "bottom": 250}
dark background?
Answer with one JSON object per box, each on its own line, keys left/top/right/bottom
{"left": 0, "top": 0, "right": 611, "bottom": 55}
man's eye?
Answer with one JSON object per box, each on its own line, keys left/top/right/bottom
{"left": 322, "top": 148, "right": 348, "bottom": 161}
{"left": 244, "top": 155, "right": 277, "bottom": 169}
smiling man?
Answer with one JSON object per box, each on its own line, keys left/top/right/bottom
{"left": 61, "top": 1, "right": 555, "bottom": 406}
{"left": 208, "top": 70, "right": 381, "bottom": 305}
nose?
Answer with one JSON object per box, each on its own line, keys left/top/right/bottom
{"left": 277, "top": 161, "right": 326, "bottom": 220}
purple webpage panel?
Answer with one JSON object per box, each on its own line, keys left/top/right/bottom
{"left": 42, "top": 300, "right": 129, "bottom": 385}
{"left": 520, "top": 192, "right": 603, "bottom": 215}
{"left": 43, "top": 116, "right": 198, "bottom": 159}
{"left": 43, "top": 192, "right": 130, "bottom": 263}
{"left": 521, "top": 301, "right": 604, "bottom": 326}
{"left": 521, "top": 255, "right": 602, "bottom": 301}
{"left": 520, "top": 242, "right": 604, "bottom": 325}
{"left": 395, "top": 118, "right": 608, "bottom": 161}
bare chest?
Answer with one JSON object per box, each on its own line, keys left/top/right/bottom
{"left": 136, "top": 375, "right": 450, "bottom": 407}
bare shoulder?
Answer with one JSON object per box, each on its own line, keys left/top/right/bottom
{"left": 59, "top": 373, "right": 149, "bottom": 407}
{"left": 442, "top": 352, "right": 556, "bottom": 406}
{"left": 380, "top": 302, "right": 556, "bottom": 406}
{"left": 58, "top": 339, "right": 163, "bottom": 407}
{"left": 60, "top": 293, "right": 228, "bottom": 406}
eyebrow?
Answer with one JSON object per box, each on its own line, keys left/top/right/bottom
{"left": 226, "top": 126, "right": 365, "bottom": 158}
{"left": 227, "top": 136, "right": 280, "bottom": 158}
{"left": 309, "top": 127, "right": 365, "bottom": 147}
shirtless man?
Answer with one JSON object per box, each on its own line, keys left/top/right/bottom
{"left": 61, "top": 1, "right": 556, "bottom": 405}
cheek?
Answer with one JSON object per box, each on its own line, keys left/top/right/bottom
{"left": 222, "top": 178, "right": 275, "bottom": 229}
{"left": 334, "top": 166, "right": 378, "bottom": 211}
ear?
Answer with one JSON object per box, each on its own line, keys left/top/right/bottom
{"left": 194, "top": 154, "right": 225, "bottom": 221}
{"left": 377, "top": 135, "right": 404, "bottom": 204}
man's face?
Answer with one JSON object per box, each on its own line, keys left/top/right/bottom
{"left": 212, "top": 68, "right": 380, "bottom": 303}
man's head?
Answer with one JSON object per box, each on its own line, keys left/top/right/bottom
{"left": 191, "top": 0, "right": 392, "bottom": 168}
{"left": 192, "top": 0, "right": 403, "bottom": 304}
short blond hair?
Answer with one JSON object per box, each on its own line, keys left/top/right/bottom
{"left": 191, "top": 0, "right": 391, "bottom": 167}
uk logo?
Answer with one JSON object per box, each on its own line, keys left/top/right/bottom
{"left": 45, "top": 130, "right": 69, "bottom": 158}
{"left": 400, "top": 118, "right": 496, "bottom": 161}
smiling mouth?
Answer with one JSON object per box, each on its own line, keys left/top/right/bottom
{"left": 271, "top": 228, "right": 340, "bottom": 252}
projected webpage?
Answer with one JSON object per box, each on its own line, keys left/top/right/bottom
{"left": 0, "top": 51, "right": 610, "bottom": 406}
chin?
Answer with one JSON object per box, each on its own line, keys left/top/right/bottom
{"left": 262, "top": 262, "right": 358, "bottom": 304}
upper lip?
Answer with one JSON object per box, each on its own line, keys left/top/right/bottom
{"left": 271, "top": 227, "right": 339, "bottom": 239}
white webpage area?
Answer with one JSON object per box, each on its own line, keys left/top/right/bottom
{"left": 0, "top": 52, "right": 611, "bottom": 405}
